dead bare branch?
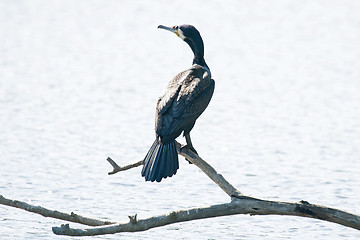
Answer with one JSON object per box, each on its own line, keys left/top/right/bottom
{"left": 2, "top": 141, "right": 359, "bottom": 237}
{"left": 107, "top": 141, "right": 242, "bottom": 197}
{"left": 175, "top": 141, "right": 242, "bottom": 198}
{"left": 52, "top": 198, "right": 360, "bottom": 236}
{"left": 107, "top": 157, "right": 142, "bottom": 175}
{"left": 0, "top": 195, "right": 115, "bottom": 226}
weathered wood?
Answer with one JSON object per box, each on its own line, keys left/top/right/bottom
{"left": 0, "top": 195, "right": 114, "bottom": 226}
{"left": 107, "top": 141, "right": 242, "bottom": 198}
{"left": 1, "top": 141, "right": 359, "bottom": 237}
{"left": 52, "top": 198, "right": 360, "bottom": 236}
{"left": 107, "top": 157, "right": 142, "bottom": 175}
{"left": 175, "top": 141, "right": 242, "bottom": 198}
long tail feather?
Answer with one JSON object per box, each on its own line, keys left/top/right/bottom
{"left": 141, "top": 139, "right": 179, "bottom": 182}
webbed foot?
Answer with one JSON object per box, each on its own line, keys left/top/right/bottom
{"left": 181, "top": 145, "right": 198, "bottom": 164}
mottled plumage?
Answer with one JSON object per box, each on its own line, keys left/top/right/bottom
{"left": 142, "top": 25, "right": 215, "bottom": 182}
{"left": 156, "top": 65, "right": 214, "bottom": 143}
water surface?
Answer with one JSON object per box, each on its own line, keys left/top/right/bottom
{"left": 1, "top": 1, "right": 360, "bottom": 239}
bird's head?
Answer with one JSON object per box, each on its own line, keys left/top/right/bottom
{"left": 158, "top": 24, "right": 199, "bottom": 40}
{"left": 158, "top": 24, "right": 206, "bottom": 66}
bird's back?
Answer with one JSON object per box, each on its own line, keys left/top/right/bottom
{"left": 155, "top": 64, "right": 215, "bottom": 144}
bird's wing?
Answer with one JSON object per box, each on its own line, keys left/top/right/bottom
{"left": 155, "top": 66, "right": 214, "bottom": 139}
{"left": 171, "top": 69, "right": 213, "bottom": 119}
{"left": 156, "top": 69, "right": 190, "bottom": 115}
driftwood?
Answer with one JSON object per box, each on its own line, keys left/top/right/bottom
{"left": 0, "top": 195, "right": 114, "bottom": 226}
{"left": 1, "top": 140, "right": 360, "bottom": 236}
{"left": 51, "top": 199, "right": 360, "bottom": 236}
{"left": 107, "top": 157, "right": 142, "bottom": 175}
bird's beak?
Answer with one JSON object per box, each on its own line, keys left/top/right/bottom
{"left": 158, "top": 25, "right": 180, "bottom": 37}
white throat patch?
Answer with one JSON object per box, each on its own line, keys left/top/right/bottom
{"left": 177, "top": 29, "right": 186, "bottom": 40}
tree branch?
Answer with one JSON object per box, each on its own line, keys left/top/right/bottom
{"left": 2, "top": 140, "right": 360, "bottom": 236}
{"left": 107, "top": 157, "right": 142, "bottom": 175}
{"left": 52, "top": 198, "right": 360, "bottom": 236}
{"left": 0, "top": 195, "right": 115, "bottom": 226}
{"left": 107, "top": 141, "right": 242, "bottom": 198}
{"left": 175, "top": 141, "right": 242, "bottom": 198}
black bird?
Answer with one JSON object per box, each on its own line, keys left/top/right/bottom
{"left": 141, "top": 24, "right": 215, "bottom": 182}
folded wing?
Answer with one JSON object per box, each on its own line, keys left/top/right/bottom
{"left": 155, "top": 65, "right": 215, "bottom": 143}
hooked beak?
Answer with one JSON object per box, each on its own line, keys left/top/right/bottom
{"left": 158, "top": 25, "right": 180, "bottom": 37}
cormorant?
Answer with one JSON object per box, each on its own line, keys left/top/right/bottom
{"left": 141, "top": 24, "right": 215, "bottom": 182}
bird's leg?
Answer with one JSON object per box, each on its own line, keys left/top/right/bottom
{"left": 184, "top": 132, "right": 198, "bottom": 154}
{"left": 181, "top": 132, "right": 198, "bottom": 163}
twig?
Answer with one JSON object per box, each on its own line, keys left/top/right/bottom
{"left": 0, "top": 195, "right": 115, "bottom": 226}
{"left": 107, "top": 157, "right": 142, "bottom": 175}
{"left": 107, "top": 141, "right": 242, "bottom": 198}
{"left": 52, "top": 198, "right": 360, "bottom": 236}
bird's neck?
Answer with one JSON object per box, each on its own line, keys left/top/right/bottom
{"left": 193, "top": 56, "right": 208, "bottom": 69}
{"left": 185, "top": 38, "right": 208, "bottom": 69}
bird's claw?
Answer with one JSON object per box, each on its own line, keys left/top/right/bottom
{"left": 181, "top": 144, "right": 198, "bottom": 154}
{"left": 181, "top": 145, "right": 198, "bottom": 164}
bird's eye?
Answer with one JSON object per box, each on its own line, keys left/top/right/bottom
{"left": 173, "top": 25, "right": 179, "bottom": 30}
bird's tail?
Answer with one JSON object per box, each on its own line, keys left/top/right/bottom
{"left": 141, "top": 139, "right": 179, "bottom": 182}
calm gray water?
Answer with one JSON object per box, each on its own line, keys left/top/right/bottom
{"left": 1, "top": 1, "right": 360, "bottom": 239}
